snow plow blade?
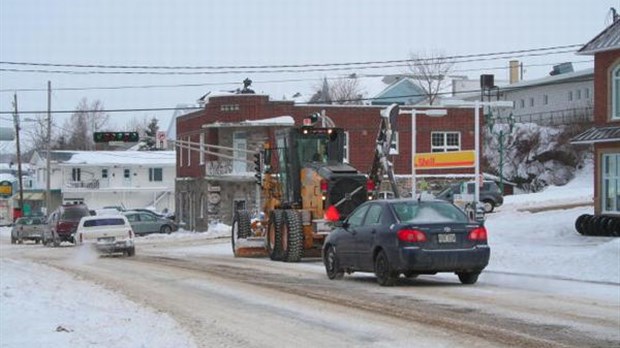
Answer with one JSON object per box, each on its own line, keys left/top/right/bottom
{"left": 233, "top": 237, "right": 268, "bottom": 258}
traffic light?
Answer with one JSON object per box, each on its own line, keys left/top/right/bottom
{"left": 93, "top": 132, "right": 140, "bottom": 143}
{"left": 253, "top": 152, "right": 262, "bottom": 186}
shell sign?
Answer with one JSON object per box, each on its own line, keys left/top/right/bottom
{"left": 0, "top": 181, "right": 13, "bottom": 197}
{"left": 414, "top": 150, "right": 476, "bottom": 170}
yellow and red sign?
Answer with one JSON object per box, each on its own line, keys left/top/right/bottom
{"left": 414, "top": 151, "right": 475, "bottom": 170}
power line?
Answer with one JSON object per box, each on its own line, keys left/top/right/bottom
{"left": 0, "top": 48, "right": 580, "bottom": 76}
{"left": 0, "top": 59, "right": 594, "bottom": 93}
{"left": 0, "top": 75, "right": 594, "bottom": 115}
{"left": 0, "top": 44, "right": 582, "bottom": 71}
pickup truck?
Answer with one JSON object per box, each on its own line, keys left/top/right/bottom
{"left": 75, "top": 215, "right": 135, "bottom": 256}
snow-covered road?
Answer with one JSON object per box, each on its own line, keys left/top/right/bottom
{"left": 1, "top": 165, "right": 619, "bottom": 347}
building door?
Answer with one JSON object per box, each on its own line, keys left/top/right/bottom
{"left": 233, "top": 132, "right": 247, "bottom": 174}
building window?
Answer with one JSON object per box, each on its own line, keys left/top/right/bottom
{"left": 72, "top": 168, "right": 81, "bottom": 182}
{"left": 186, "top": 136, "right": 191, "bottom": 167}
{"left": 613, "top": 65, "right": 620, "bottom": 120}
{"left": 543, "top": 95, "right": 548, "bottom": 105}
{"left": 124, "top": 169, "right": 130, "bottom": 179}
{"left": 529, "top": 97, "right": 534, "bottom": 107}
{"left": 568, "top": 90, "right": 573, "bottom": 101}
{"left": 519, "top": 99, "right": 525, "bottom": 108}
{"left": 576, "top": 89, "right": 581, "bottom": 100}
{"left": 101, "top": 169, "right": 108, "bottom": 179}
{"left": 431, "top": 132, "right": 460, "bottom": 152}
{"left": 343, "top": 131, "right": 350, "bottom": 163}
{"left": 602, "top": 153, "right": 620, "bottom": 213}
{"left": 585, "top": 88, "right": 590, "bottom": 99}
{"left": 179, "top": 138, "right": 183, "bottom": 167}
{"left": 199, "top": 133, "right": 205, "bottom": 165}
{"left": 389, "top": 131, "right": 399, "bottom": 155}
{"left": 220, "top": 104, "right": 240, "bottom": 112}
{"left": 149, "top": 168, "right": 163, "bottom": 182}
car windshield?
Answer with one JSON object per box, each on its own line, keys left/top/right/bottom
{"left": 83, "top": 218, "right": 126, "bottom": 227}
{"left": 392, "top": 201, "right": 468, "bottom": 223}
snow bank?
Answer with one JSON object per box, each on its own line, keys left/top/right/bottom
{"left": 0, "top": 258, "right": 197, "bottom": 348}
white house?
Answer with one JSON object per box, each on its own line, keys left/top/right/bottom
{"left": 30, "top": 151, "right": 176, "bottom": 212}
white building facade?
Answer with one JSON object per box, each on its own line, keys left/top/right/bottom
{"left": 30, "top": 151, "right": 176, "bottom": 212}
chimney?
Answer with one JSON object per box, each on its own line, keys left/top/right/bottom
{"left": 509, "top": 60, "right": 520, "bottom": 84}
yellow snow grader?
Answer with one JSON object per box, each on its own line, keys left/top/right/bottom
{"left": 232, "top": 106, "right": 400, "bottom": 262}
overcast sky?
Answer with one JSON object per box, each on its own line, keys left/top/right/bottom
{"left": 1, "top": 0, "right": 618, "bottom": 147}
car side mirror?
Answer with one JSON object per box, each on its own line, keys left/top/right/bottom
{"left": 333, "top": 220, "right": 349, "bottom": 229}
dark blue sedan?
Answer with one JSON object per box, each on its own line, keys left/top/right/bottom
{"left": 322, "top": 199, "right": 490, "bottom": 286}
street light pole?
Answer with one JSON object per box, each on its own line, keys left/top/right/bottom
{"left": 46, "top": 81, "right": 51, "bottom": 215}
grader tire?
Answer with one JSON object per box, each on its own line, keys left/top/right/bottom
{"left": 231, "top": 210, "right": 252, "bottom": 256}
{"left": 281, "top": 210, "right": 303, "bottom": 263}
{"left": 266, "top": 210, "right": 284, "bottom": 261}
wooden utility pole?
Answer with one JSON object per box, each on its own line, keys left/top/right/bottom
{"left": 46, "top": 81, "right": 51, "bottom": 215}
{"left": 12, "top": 93, "right": 24, "bottom": 215}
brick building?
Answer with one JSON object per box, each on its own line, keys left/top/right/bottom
{"left": 571, "top": 18, "right": 620, "bottom": 217}
{"left": 176, "top": 93, "right": 479, "bottom": 230}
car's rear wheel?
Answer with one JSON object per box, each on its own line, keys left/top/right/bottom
{"left": 375, "top": 250, "right": 397, "bottom": 286}
{"left": 266, "top": 210, "right": 283, "bottom": 261}
{"left": 160, "top": 225, "right": 172, "bottom": 234}
{"left": 10, "top": 236, "right": 16, "bottom": 244}
{"left": 457, "top": 272, "right": 480, "bottom": 285}
{"left": 482, "top": 200, "right": 494, "bottom": 213}
{"left": 324, "top": 245, "right": 344, "bottom": 280}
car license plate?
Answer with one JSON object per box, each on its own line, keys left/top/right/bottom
{"left": 438, "top": 233, "right": 456, "bottom": 243}
{"left": 97, "top": 237, "right": 114, "bottom": 243}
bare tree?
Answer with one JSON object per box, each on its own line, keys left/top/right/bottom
{"left": 309, "top": 76, "right": 365, "bottom": 105}
{"left": 60, "top": 98, "right": 110, "bottom": 150}
{"left": 405, "top": 51, "right": 454, "bottom": 105}
{"left": 21, "top": 114, "right": 52, "bottom": 156}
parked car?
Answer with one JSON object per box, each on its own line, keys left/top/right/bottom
{"left": 43, "top": 204, "right": 91, "bottom": 247}
{"left": 322, "top": 199, "right": 490, "bottom": 286}
{"left": 127, "top": 208, "right": 176, "bottom": 221}
{"left": 435, "top": 180, "right": 504, "bottom": 213}
{"left": 123, "top": 211, "right": 178, "bottom": 236}
{"left": 75, "top": 215, "right": 135, "bottom": 256}
{"left": 11, "top": 216, "right": 45, "bottom": 244}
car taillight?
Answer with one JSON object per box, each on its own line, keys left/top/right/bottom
{"left": 366, "top": 179, "right": 375, "bottom": 192}
{"left": 128, "top": 230, "right": 133, "bottom": 239}
{"left": 397, "top": 229, "right": 427, "bottom": 242}
{"left": 467, "top": 226, "right": 487, "bottom": 241}
{"left": 324, "top": 205, "right": 340, "bottom": 222}
{"left": 79, "top": 233, "right": 83, "bottom": 243}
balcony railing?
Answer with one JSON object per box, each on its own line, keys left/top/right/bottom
{"left": 205, "top": 159, "right": 251, "bottom": 177}
{"left": 65, "top": 179, "right": 105, "bottom": 189}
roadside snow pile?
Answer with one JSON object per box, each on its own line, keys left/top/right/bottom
{"left": 139, "top": 222, "right": 230, "bottom": 241}
{"left": 0, "top": 258, "right": 197, "bottom": 348}
{"left": 501, "top": 160, "right": 593, "bottom": 211}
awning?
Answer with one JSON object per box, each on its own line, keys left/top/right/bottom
{"left": 571, "top": 126, "right": 620, "bottom": 144}
{"left": 20, "top": 192, "right": 45, "bottom": 200}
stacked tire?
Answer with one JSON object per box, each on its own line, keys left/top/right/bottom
{"left": 575, "top": 214, "right": 620, "bottom": 237}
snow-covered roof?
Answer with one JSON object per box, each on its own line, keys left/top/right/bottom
{"left": 203, "top": 116, "right": 295, "bottom": 128}
{"left": 49, "top": 151, "right": 176, "bottom": 166}
{"left": 455, "top": 68, "right": 593, "bottom": 100}
{"left": 0, "top": 173, "right": 16, "bottom": 182}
